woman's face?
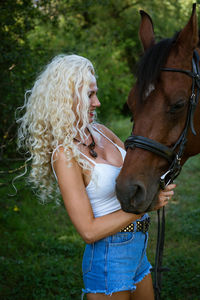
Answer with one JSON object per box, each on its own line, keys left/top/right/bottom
{"left": 88, "top": 78, "right": 101, "bottom": 123}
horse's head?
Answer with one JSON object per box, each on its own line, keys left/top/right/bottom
{"left": 116, "top": 4, "right": 200, "bottom": 214}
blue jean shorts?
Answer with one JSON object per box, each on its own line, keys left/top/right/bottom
{"left": 81, "top": 214, "right": 152, "bottom": 297}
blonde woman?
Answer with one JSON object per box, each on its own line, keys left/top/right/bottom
{"left": 17, "top": 54, "right": 176, "bottom": 300}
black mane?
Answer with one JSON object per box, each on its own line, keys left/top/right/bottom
{"left": 136, "top": 33, "right": 179, "bottom": 101}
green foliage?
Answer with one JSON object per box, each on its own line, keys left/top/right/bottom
{"left": 0, "top": 0, "right": 52, "bottom": 158}
{"left": 0, "top": 0, "right": 198, "bottom": 158}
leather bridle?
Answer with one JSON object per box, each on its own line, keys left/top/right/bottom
{"left": 125, "top": 50, "right": 200, "bottom": 190}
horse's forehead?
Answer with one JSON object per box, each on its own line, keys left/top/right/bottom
{"left": 128, "top": 83, "right": 156, "bottom": 105}
{"left": 166, "top": 46, "right": 193, "bottom": 68}
{"left": 129, "top": 48, "right": 193, "bottom": 112}
{"left": 144, "top": 83, "right": 155, "bottom": 99}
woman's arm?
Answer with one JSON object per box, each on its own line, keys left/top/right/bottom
{"left": 53, "top": 148, "right": 142, "bottom": 244}
{"left": 53, "top": 148, "right": 175, "bottom": 244}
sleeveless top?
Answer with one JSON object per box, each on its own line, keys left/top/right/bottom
{"left": 51, "top": 126, "right": 126, "bottom": 218}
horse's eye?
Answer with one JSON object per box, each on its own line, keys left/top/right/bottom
{"left": 170, "top": 100, "right": 186, "bottom": 114}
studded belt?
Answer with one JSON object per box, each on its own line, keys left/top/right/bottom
{"left": 120, "top": 217, "right": 151, "bottom": 233}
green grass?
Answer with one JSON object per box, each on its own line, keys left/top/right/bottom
{"left": 0, "top": 117, "right": 200, "bottom": 299}
{"left": 148, "top": 154, "right": 200, "bottom": 300}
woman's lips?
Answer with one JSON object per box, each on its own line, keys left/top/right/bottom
{"left": 89, "top": 110, "right": 95, "bottom": 116}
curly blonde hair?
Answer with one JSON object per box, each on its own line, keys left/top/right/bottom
{"left": 17, "top": 54, "right": 97, "bottom": 203}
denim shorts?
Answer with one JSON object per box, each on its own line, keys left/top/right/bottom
{"left": 81, "top": 214, "right": 151, "bottom": 297}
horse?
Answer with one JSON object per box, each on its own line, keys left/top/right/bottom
{"left": 116, "top": 4, "right": 200, "bottom": 214}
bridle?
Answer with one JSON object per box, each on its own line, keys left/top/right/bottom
{"left": 125, "top": 50, "right": 200, "bottom": 190}
{"left": 124, "top": 50, "right": 200, "bottom": 300}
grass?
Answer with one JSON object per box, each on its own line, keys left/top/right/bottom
{"left": 148, "top": 155, "right": 200, "bottom": 300}
{"left": 0, "top": 117, "right": 200, "bottom": 299}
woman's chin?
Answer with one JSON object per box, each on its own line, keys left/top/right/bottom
{"left": 88, "top": 116, "right": 94, "bottom": 123}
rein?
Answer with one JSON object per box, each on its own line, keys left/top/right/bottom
{"left": 124, "top": 50, "right": 200, "bottom": 299}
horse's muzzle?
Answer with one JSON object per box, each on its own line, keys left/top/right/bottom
{"left": 116, "top": 178, "right": 149, "bottom": 214}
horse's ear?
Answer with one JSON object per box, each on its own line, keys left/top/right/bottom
{"left": 139, "top": 10, "right": 155, "bottom": 52}
{"left": 176, "top": 4, "right": 198, "bottom": 53}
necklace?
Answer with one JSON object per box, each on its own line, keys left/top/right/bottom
{"left": 74, "top": 127, "right": 98, "bottom": 158}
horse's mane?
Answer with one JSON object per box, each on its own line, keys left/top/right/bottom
{"left": 136, "top": 32, "right": 179, "bottom": 102}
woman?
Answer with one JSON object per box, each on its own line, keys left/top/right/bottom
{"left": 17, "top": 54, "right": 175, "bottom": 300}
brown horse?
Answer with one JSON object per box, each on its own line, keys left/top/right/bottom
{"left": 116, "top": 4, "right": 200, "bottom": 214}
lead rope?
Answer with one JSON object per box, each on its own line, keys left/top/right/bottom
{"left": 152, "top": 207, "right": 169, "bottom": 300}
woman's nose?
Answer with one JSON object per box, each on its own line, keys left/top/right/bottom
{"left": 92, "top": 96, "right": 101, "bottom": 107}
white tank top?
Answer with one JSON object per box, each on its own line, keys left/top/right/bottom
{"left": 51, "top": 126, "right": 126, "bottom": 218}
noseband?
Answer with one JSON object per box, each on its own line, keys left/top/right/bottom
{"left": 125, "top": 50, "right": 200, "bottom": 189}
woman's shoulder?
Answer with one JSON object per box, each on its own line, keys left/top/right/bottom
{"left": 52, "top": 146, "right": 77, "bottom": 168}
{"left": 93, "top": 123, "right": 124, "bottom": 148}
{"left": 52, "top": 145, "right": 66, "bottom": 162}
{"left": 52, "top": 145, "right": 82, "bottom": 181}
{"left": 93, "top": 123, "right": 116, "bottom": 142}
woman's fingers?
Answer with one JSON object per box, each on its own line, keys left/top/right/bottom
{"left": 164, "top": 183, "right": 176, "bottom": 191}
{"left": 160, "top": 190, "right": 174, "bottom": 198}
{"left": 160, "top": 183, "right": 176, "bottom": 199}
{"left": 154, "top": 184, "right": 177, "bottom": 210}
{"left": 154, "top": 198, "right": 168, "bottom": 210}
{"left": 158, "top": 184, "right": 176, "bottom": 205}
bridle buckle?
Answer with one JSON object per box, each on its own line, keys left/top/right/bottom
{"left": 190, "top": 93, "right": 196, "bottom": 103}
{"left": 160, "top": 170, "right": 172, "bottom": 190}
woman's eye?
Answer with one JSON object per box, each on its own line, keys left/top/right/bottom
{"left": 88, "top": 92, "right": 94, "bottom": 98}
{"left": 170, "top": 100, "right": 186, "bottom": 114}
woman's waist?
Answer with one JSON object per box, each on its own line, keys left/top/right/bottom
{"left": 90, "top": 196, "right": 121, "bottom": 218}
{"left": 91, "top": 213, "right": 150, "bottom": 245}
{"left": 120, "top": 214, "right": 150, "bottom": 233}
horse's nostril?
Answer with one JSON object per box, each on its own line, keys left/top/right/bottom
{"left": 130, "top": 183, "right": 146, "bottom": 209}
{"left": 116, "top": 179, "right": 148, "bottom": 212}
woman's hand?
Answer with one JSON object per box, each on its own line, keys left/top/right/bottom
{"left": 154, "top": 183, "right": 176, "bottom": 210}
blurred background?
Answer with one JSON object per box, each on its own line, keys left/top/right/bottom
{"left": 0, "top": 1, "right": 200, "bottom": 299}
